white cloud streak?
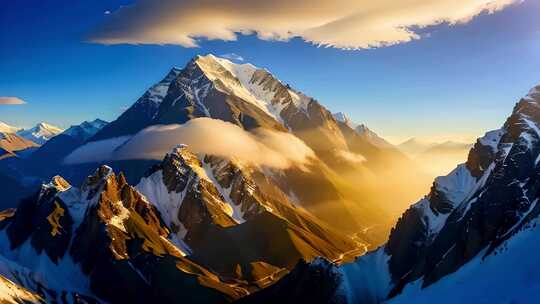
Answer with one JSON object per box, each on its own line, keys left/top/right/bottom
{"left": 0, "top": 97, "right": 26, "bottom": 105}
{"left": 335, "top": 150, "right": 366, "bottom": 164}
{"left": 64, "top": 118, "right": 315, "bottom": 169}
{"left": 90, "top": 0, "right": 517, "bottom": 49}
{"left": 220, "top": 53, "right": 244, "bottom": 61}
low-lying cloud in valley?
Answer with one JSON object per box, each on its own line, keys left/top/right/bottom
{"left": 65, "top": 118, "right": 315, "bottom": 169}
{"left": 90, "top": 0, "right": 517, "bottom": 49}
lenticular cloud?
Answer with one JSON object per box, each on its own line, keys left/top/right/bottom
{"left": 90, "top": 0, "right": 517, "bottom": 49}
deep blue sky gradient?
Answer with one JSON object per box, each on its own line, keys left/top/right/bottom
{"left": 1, "top": 0, "right": 539, "bottom": 142}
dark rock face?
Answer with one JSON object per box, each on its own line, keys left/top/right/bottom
{"left": 238, "top": 258, "right": 346, "bottom": 304}
{"left": 0, "top": 166, "right": 244, "bottom": 304}
{"left": 428, "top": 185, "right": 455, "bottom": 215}
{"left": 138, "top": 147, "right": 359, "bottom": 285}
{"left": 6, "top": 176, "right": 73, "bottom": 263}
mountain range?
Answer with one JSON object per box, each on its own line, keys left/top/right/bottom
{"left": 398, "top": 138, "right": 473, "bottom": 177}
{"left": 332, "top": 112, "right": 395, "bottom": 150}
{"left": 4, "top": 54, "right": 427, "bottom": 239}
{"left": 0, "top": 120, "right": 108, "bottom": 209}
{"left": 1, "top": 55, "right": 536, "bottom": 303}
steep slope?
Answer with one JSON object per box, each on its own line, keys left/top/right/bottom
{"left": 333, "top": 112, "right": 394, "bottom": 149}
{"left": 242, "top": 84, "right": 540, "bottom": 303}
{"left": 17, "top": 123, "right": 63, "bottom": 145}
{"left": 91, "top": 68, "right": 181, "bottom": 141}
{"left": 383, "top": 84, "right": 540, "bottom": 297}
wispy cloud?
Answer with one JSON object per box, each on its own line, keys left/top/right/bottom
{"left": 220, "top": 53, "right": 244, "bottom": 61}
{"left": 0, "top": 97, "right": 26, "bottom": 105}
{"left": 65, "top": 118, "right": 315, "bottom": 170}
{"left": 89, "top": 0, "right": 517, "bottom": 50}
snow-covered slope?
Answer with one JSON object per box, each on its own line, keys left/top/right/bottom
{"left": 17, "top": 123, "right": 63, "bottom": 144}
{"left": 375, "top": 84, "right": 540, "bottom": 301}
{"left": 388, "top": 217, "right": 540, "bottom": 303}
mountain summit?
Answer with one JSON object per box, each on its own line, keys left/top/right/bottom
{"left": 0, "top": 122, "right": 21, "bottom": 134}
{"left": 17, "top": 122, "right": 63, "bottom": 144}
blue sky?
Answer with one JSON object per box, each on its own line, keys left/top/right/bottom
{"left": 1, "top": 0, "right": 539, "bottom": 143}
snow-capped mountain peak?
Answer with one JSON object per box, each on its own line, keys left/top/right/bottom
{"left": 16, "top": 122, "right": 63, "bottom": 144}
{"left": 138, "top": 67, "right": 182, "bottom": 106}
{"left": 63, "top": 119, "right": 108, "bottom": 141}
{"left": 332, "top": 112, "right": 358, "bottom": 129}
{"left": 192, "top": 54, "right": 312, "bottom": 123}
{"left": 0, "top": 122, "right": 20, "bottom": 134}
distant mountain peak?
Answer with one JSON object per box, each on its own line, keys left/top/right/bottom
{"left": 0, "top": 121, "right": 21, "bottom": 134}
{"left": 16, "top": 122, "right": 63, "bottom": 144}
{"left": 63, "top": 119, "right": 108, "bottom": 141}
{"left": 333, "top": 112, "right": 393, "bottom": 149}
{"left": 332, "top": 112, "right": 358, "bottom": 129}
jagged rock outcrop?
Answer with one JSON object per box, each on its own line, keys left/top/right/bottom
{"left": 0, "top": 164, "right": 245, "bottom": 303}
{"left": 137, "top": 146, "right": 362, "bottom": 284}
{"left": 0, "top": 145, "right": 363, "bottom": 303}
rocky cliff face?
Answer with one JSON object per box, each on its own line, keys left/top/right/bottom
{"left": 0, "top": 145, "right": 362, "bottom": 303}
